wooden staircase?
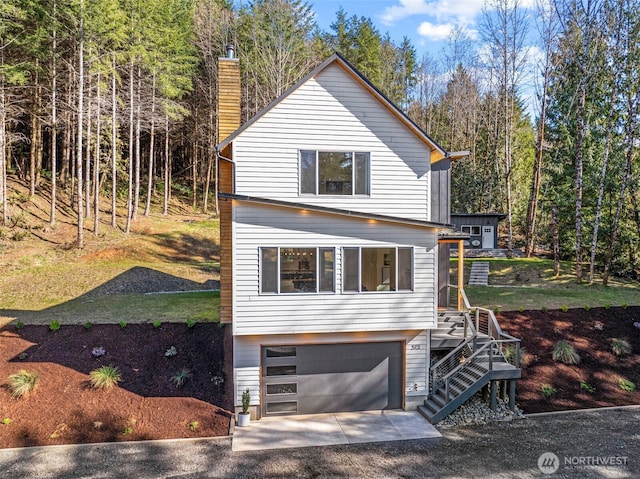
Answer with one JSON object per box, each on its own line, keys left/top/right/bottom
{"left": 419, "top": 306, "right": 521, "bottom": 424}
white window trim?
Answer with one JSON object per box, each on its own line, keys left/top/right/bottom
{"left": 341, "top": 246, "right": 414, "bottom": 294}
{"left": 299, "top": 150, "right": 371, "bottom": 196}
{"left": 259, "top": 247, "right": 336, "bottom": 295}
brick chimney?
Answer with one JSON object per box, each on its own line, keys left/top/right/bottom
{"left": 217, "top": 44, "right": 241, "bottom": 143}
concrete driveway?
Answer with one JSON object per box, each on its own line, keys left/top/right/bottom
{"left": 0, "top": 406, "right": 638, "bottom": 478}
{"left": 232, "top": 410, "right": 441, "bottom": 451}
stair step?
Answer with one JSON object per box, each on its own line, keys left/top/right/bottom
{"left": 418, "top": 404, "right": 435, "bottom": 421}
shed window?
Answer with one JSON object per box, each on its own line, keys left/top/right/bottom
{"left": 300, "top": 150, "right": 370, "bottom": 195}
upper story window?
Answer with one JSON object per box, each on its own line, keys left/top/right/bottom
{"left": 343, "top": 247, "right": 413, "bottom": 293}
{"left": 260, "top": 247, "right": 335, "bottom": 294}
{"left": 300, "top": 150, "right": 370, "bottom": 195}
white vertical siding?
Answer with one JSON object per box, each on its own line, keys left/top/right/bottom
{"left": 234, "top": 331, "right": 428, "bottom": 408}
{"left": 232, "top": 203, "right": 438, "bottom": 337}
{"left": 231, "top": 63, "right": 431, "bottom": 222}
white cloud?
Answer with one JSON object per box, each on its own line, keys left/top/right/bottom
{"left": 380, "top": 0, "right": 431, "bottom": 25}
{"left": 381, "top": 0, "right": 485, "bottom": 25}
{"left": 417, "top": 21, "right": 454, "bottom": 40}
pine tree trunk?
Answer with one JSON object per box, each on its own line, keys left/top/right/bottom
{"left": 0, "top": 64, "right": 8, "bottom": 225}
{"left": 192, "top": 141, "right": 198, "bottom": 209}
{"left": 94, "top": 74, "right": 101, "bottom": 234}
{"left": 132, "top": 67, "right": 141, "bottom": 221}
{"left": 144, "top": 74, "right": 156, "bottom": 217}
{"left": 85, "top": 82, "right": 92, "bottom": 218}
{"left": 111, "top": 54, "right": 117, "bottom": 229}
{"left": 125, "top": 60, "right": 134, "bottom": 234}
{"left": 163, "top": 114, "right": 169, "bottom": 215}
{"left": 588, "top": 126, "right": 613, "bottom": 283}
{"left": 552, "top": 204, "right": 560, "bottom": 277}
{"left": 50, "top": 6, "right": 58, "bottom": 227}
{"left": 76, "top": 0, "right": 85, "bottom": 248}
{"left": 574, "top": 83, "right": 586, "bottom": 283}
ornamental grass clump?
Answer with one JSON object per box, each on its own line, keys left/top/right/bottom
{"left": 8, "top": 370, "right": 39, "bottom": 398}
{"left": 170, "top": 368, "right": 192, "bottom": 388}
{"left": 89, "top": 365, "right": 121, "bottom": 389}
{"left": 552, "top": 340, "right": 580, "bottom": 365}
{"left": 611, "top": 338, "right": 632, "bottom": 357}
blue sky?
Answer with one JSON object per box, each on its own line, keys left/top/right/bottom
{"left": 310, "top": 0, "right": 541, "bottom": 117}
{"left": 311, "top": 0, "right": 490, "bottom": 59}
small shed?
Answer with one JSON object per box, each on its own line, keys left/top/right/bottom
{"left": 451, "top": 213, "right": 506, "bottom": 249}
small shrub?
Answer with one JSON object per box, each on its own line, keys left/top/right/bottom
{"left": 122, "top": 426, "right": 133, "bottom": 435}
{"left": 579, "top": 381, "right": 595, "bottom": 393}
{"left": 188, "top": 421, "right": 198, "bottom": 432}
{"left": 604, "top": 303, "right": 611, "bottom": 310}
{"left": 153, "top": 320, "right": 161, "bottom": 329}
{"left": 611, "top": 338, "right": 632, "bottom": 357}
{"left": 618, "top": 377, "right": 636, "bottom": 392}
{"left": 493, "top": 306, "right": 501, "bottom": 314}
{"left": 186, "top": 318, "right": 196, "bottom": 329}
{"left": 518, "top": 306, "right": 525, "bottom": 313}
{"left": 15, "top": 321, "right": 24, "bottom": 330}
{"left": 171, "top": 368, "right": 192, "bottom": 388}
{"left": 583, "top": 305, "right": 591, "bottom": 311}
{"left": 119, "top": 320, "right": 127, "bottom": 329}
{"left": 91, "top": 346, "right": 106, "bottom": 357}
{"left": 49, "top": 320, "right": 61, "bottom": 331}
{"left": 541, "top": 306, "right": 548, "bottom": 313}
{"left": 561, "top": 304, "right": 568, "bottom": 312}
{"left": 8, "top": 370, "right": 39, "bottom": 398}
{"left": 84, "top": 321, "right": 93, "bottom": 330}
{"left": 541, "top": 384, "right": 557, "bottom": 397}
{"left": 503, "top": 345, "right": 531, "bottom": 367}
{"left": 593, "top": 321, "right": 604, "bottom": 331}
{"left": 165, "top": 346, "right": 177, "bottom": 357}
{"left": 2, "top": 418, "right": 11, "bottom": 425}
{"left": 89, "top": 365, "right": 121, "bottom": 389}
{"left": 622, "top": 303, "right": 628, "bottom": 309}
{"left": 242, "top": 388, "right": 251, "bottom": 414}
{"left": 552, "top": 340, "right": 580, "bottom": 365}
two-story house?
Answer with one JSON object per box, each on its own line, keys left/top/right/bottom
{"left": 216, "top": 47, "right": 520, "bottom": 423}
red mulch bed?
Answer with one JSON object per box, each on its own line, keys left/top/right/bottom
{"left": 498, "top": 306, "right": 640, "bottom": 413}
{"left": 0, "top": 323, "right": 233, "bottom": 448}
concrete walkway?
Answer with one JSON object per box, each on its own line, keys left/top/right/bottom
{"left": 232, "top": 410, "right": 441, "bottom": 452}
{"left": 468, "top": 261, "right": 489, "bottom": 285}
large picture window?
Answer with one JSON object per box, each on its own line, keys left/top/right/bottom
{"left": 300, "top": 150, "right": 370, "bottom": 195}
{"left": 342, "top": 247, "right": 413, "bottom": 293}
{"left": 260, "top": 247, "right": 335, "bottom": 294}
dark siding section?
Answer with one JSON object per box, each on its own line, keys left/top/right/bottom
{"left": 430, "top": 159, "right": 451, "bottom": 224}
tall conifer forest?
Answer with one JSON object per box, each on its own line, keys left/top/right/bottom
{"left": 0, "top": 0, "right": 638, "bottom": 280}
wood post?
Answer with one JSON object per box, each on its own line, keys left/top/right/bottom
{"left": 490, "top": 381, "right": 497, "bottom": 411}
{"left": 509, "top": 381, "right": 516, "bottom": 411}
{"left": 458, "top": 239, "right": 464, "bottom": 310}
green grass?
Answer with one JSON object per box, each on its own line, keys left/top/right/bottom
{"left": 6, "top": 291, "right": 219, "bottom": 324}
{"left": 452, "top": 258, "right": 640, "bottom": 311}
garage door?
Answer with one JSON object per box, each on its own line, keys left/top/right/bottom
{"left": 261, "top": 342, "right": 403, "bottom": 416}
